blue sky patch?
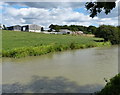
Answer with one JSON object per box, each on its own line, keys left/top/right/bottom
{"left": 73, "top": 7, "right": 89, "bottom": 15}
{"left": 12, "top": 4, "right": 29, "bottom": 9}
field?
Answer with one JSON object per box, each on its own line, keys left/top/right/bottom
{"left": 2, "top": 30, "right": 111, "bottom": 58}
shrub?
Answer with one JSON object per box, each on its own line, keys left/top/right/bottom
{"left": 97, "top": 73, "right": 120, "bottom": 95}
{"left": 70, "top": 42, "right": 76, "bottom": 49}
{"left": 94, "top": 25, "right": 120, "bottom": 45}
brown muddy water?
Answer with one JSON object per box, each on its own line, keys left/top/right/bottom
{"left": 1, "top": 46, "right": 118, "bottom": 93}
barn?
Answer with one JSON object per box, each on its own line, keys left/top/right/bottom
{"left": 7, "top": 25, "right": 21, "bottom": 31}
{"left": 21, "top": 24, "right": 41, "bottom": 32}
{"left": 59, "top": 29, "right": 72, "bottom": 34}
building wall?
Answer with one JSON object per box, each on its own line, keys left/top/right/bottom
{"left": 28, "top": 24, "right": 41, "bottom": 32}
{"left": 59, "top": 29, "right": 72, "bottom": 34}
{"left": 7, "top": 25, "right": 21, "bottom": 31}
{"left": 7, "top": 24, "right": 42, "bottom": 32}
{"left": 7, "top": 26, "right": 14, "bottom": 30}
{"left": 29, "top": 30, "right": 41, "bottom": 32}
{"left": 13, "top": 26, "right": 21, "bottom": 31}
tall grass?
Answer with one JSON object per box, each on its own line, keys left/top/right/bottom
{"left": 2, "top": 42, "right": 111, "bottom": 58}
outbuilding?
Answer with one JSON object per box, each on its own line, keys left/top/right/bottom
{"left": 59, "top": 29, "right": 72, "bottom": 34}
{"left": 21, "top": 24, "right": 41, "bottom": 32}
{"left": 7, "top": 25, "right": 21, "bottom": 31}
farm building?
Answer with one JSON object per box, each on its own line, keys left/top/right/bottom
{"left": 21, "top": 25, "right": 29, "bottom": 31}
{"left": 59, "top": 29, "right": 72, "bottom": 34}
{"left": 72, "top": 31, "right": 84, "bottom": 35}
{"left": 77, "top": 31, "right": 83, "bottom": 34}
{"left": 7, "top": 25, "right": 21, "bottom": 31}
{"left": 7, "top": 24, "right": 41, "bottom": 32}
{"left": 21, "top": 24, "right": 41, "bottom": 32}
{"left": 43, "top": 31, "right": 58, "bottom": 34}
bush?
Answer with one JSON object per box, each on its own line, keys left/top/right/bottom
{"left": 97, "top": 73, "right": 120, "bottom": 95}
{"left": 70, "top": 42, "right": 76, "bottom": 49}
{"left": 94, "top": 25, "right": 120, "bottom": 45}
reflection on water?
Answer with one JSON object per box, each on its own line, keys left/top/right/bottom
{"left": 2, "top": 76, "right": 103, "bottom": 93}
{"left": 2, "top": 46, "right": 118, "bottom": 93}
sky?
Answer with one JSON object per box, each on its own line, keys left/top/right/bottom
{"left": 0, "top": 1, "right": 119, "bottom": 29}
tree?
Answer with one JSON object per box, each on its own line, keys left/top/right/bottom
{"left": 85, "top": 1, "right": 116, "bottom": 18}
{"left": 49, "top": 24, "right": 54, "bottom": 32}
{"left": 54, "top": 25, "right": 60, "bottom": 32}
{"left": 61, "top": 25, "right": 69, "bottom": 29}
{"left": 95, "top": 25, "right": 119, "bottom": 44}
{"left": 49, "top": 24, "right": 60, "bottom": 32}
{"left": 69, "top": 25, "right": 79, "bottom": 32}
{"left": 97, "top": 73, "right": 120, "bottom": 95}
{"left": 87, "top": 25, "right": 97, "bottom": 34}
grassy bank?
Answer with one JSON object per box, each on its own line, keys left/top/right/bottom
{"left": 2, "top": 30, "right": 111, "bottom": 58}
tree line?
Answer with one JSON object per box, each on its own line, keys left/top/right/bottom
{"left": 49, "top": 24, "right": 120, "bottom": 45}
{"left": 49, "top": 24, "right": 97, "bottom": 34}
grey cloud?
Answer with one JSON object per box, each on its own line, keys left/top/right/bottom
{"left": 66, "top": 19, "right": 79, "bottom": 22}
{"left": 66, "top": 19, "right": 88, "bottom": 22}
{"left": 6, "top": 2, "right": 85, "bottom": 9}
{"left": 23, "top": 17, "right": 38, "bottom": 20}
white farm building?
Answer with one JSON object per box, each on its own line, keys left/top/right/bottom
{"left": 21, "top": 24, "right": 41, "bottom": 32}
{"left": 58, "top": 29, "right": 72, "bottom": 34}
{"left": 7, "top": 24, "right": 42, "bottom": 33}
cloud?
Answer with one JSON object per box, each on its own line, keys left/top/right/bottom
{"left": 6, "top": 2, "right": 85, "bottom": 9}
{"left": 99, "top": 17, "right": 118, "bottom": 26}
{"left": 1, "top": 2, "right": 118, "bottom": 29}
{"left": 2, "top": 7, "right": 95, "bottom": 28}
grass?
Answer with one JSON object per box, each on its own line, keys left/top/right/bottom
{"left": 2, "top": 30, "right": 111, "bottom": 58}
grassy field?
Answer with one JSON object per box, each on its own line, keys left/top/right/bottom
{"left": 2, "top": 30, "right": 111, "bottom": 58}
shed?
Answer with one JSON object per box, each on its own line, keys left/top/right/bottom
{"left": 59, "top": 29, "right": 72, "bottom": 34}
{"left": 7, "top": 25, "right": 21, "bottom": 31}
{"left": 22, "top": 24, "right": 41, "bottom": 32}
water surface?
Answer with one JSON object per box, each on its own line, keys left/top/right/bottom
{"left": 2, "top": 46, "right": 118, "bottom": 93}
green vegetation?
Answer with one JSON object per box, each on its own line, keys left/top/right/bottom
{"left": 48, "top": 24, "right": 120, "bottom": 44}
{"left": 97, "top": 73, "right": 120, "bottom": 95}
{"left": 48, "top": 24, "right": 97, "bottom": 34}
{"left": 2, "top": 30, "right": 110, "bottom": 58}
{"left": 94, "top": 25, "right": 120, "bottom": 45}
{"left": 85, "top": 2, "right": 116, "bottom": 18}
